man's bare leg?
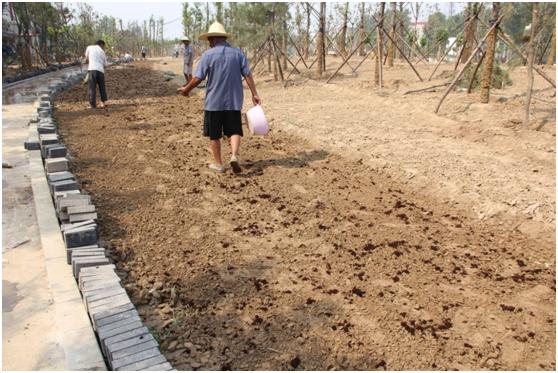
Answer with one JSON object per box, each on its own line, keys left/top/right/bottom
{"left": 229, "top": 135, "right": 241, "bottom": 173}
{"left": 210, "top": 139, "right": 222, "bottom": 166}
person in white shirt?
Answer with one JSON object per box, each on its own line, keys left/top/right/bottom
{"left": 84, "top": 40, "right": 108, "bottom": 109}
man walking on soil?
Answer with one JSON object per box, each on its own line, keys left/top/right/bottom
{"left": 177, "top": 22, "right": 261, "bottom": 174}
{"left": 181, "top": 36, "right": 194, "bottom": 83}
{"left": 84, "top": 40, "right": 108, "bottom": 109}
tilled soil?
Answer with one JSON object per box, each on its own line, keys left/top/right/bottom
{"left": 56, "top": 63, "right": 555, "bottom": 370}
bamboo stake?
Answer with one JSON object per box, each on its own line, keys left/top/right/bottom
{"left": 271, "top": 37, "right": 301, "bottom": 75}
{"left": 403, "top": 82, "right": 450, "bottom": 95}
{"left": 435, "top": 15, "right": 503, "bottom": 113}
{"left": 379, "top": 22, "right": 423, "bottom": 81}
{"left": 467, "top": 50, "right": 486, "bottom": 94}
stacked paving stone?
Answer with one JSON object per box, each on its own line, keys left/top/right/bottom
{"left": 23, "top": 72, "right": 173, "bottom": 371}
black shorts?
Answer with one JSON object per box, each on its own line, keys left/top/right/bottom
{"left": 203, "top": 110, "right": 243, "bottom": 140}
{"left": 141, "top": 52, "right": 146, "bottom": 58}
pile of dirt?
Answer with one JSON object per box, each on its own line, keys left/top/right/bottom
{"left": 55, "top": 62, "right": 555, "bottom": 370}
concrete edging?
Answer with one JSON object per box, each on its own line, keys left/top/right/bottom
{"left": 24, "top": 70, "right": 173, "bottom": 371}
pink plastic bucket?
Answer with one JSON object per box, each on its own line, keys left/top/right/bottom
{"left": 246, "top": 105, "right": 269, "bottom": 136}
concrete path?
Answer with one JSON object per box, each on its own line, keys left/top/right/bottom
{"left": 2, "top": 69, "right": 106, "bottom": 370}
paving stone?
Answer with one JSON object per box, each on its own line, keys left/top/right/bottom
{"left": 79, "top": 263, "right": 116, "bottom": 275}
{"left": 92, "top": 304, "right": 137, "bottom": 329}
{"left": 38, "top": 111, "right": 51, "bottom": 118}
{"left": 39, "top": 134, "right": 58, "bottom": 146}
{"left": 83, "top": 285, "right": 124, "bottom": 304}
{"left": 50, "top": 179, "right": 79, "bottom": 194}
{"left": 46, "top": 146, "right": 68, "bottom": 158}
{"left": 61, "top": 219, "right": 95, "bottom": 232}
{"left": 67, "top": 204, "right": 96, "bottom": 214}
{"left": 58, "top": 196, "right": 92, "bottom": 212}
{"left": 58, "top": 211, "right": 69, "bottom": 221}
{"left": 72, "top": 256, "right": 109, "bottom": 278}
{"left": 41, "top": 143, "right": 60, "bottom": 158}
{"left": 109, "top": 338, "right": 158, "bottom": 362}
{"left": 115, "top": 353, "right": 167, "bottom": 371}
{"left": 102, "top": 326, "right": 149, "bottom": 349}
{"left": 99, "top": 321, "right": 145, "bottom": 354}
{"left": 111, "top": 347, "right": 164, "bottom": 370}
{"left": 140, "top": 362, "right": 173, "bottom": 371}
{"left": 79, "top": 270, "right": 119, "bottom": 288}
{"left": 54, "top": 190, "right": 81, "bottom": 201}
{"left": 85, "top": 287, "right": 127, "bottom": 305}
{"left": 37, "top": 125, "right": 56, "bottom": 134}
{"left": 82, "top": 278, "right": 121, "bottom": 294}
{"left": 88, "top": 296, "right": 132, "bottom": 316}
{"left": 66, "top": 245, "right": 100, "bottom": 264}
{"left": 47, "top": 171, "right": 75, "bottom": 183}
{"left": 45, "top": 157, "right": 68, "bottom": 173}
{"left": 95, "top": 309, "right": 139, "bottom": 329}
{"left": 87, "top": 293, "right": 130, "bottom": 311}
{"left": 70, "top": 250, "right": 106, "bottom": 265}
{"left": 69, "top": 212, "right": 98, "bottom": 223}
{"left": 24, "top": 140, "right": 41, "bottom": 150}
{"left": 63, "top": 224, "right": 97, "bottom": 248}
{"left": 105, "top": 333, "right": 154, "bottom": 360}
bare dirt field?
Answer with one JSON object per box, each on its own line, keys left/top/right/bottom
{"left": 55, "top": 57, "right": 555, "bottom": 370}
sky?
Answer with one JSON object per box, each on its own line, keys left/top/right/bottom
{"left": 86, "top": 1, "right": 468, "bottom": 41}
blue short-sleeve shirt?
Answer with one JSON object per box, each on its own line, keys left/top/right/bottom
{"left": 194, "top": 41, "right": 251, "bottom": 111}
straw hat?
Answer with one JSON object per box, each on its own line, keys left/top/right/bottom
{"left": 199, "top": 22, "right": 230, "bottom": 41}
{"left": 181, "top": 36, "right": 190, "bottom": 42}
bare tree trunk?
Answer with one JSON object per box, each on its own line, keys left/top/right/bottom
{"left": 524, "top": 3, "right": 539, "bottom": 129}
{"left": 267, "top": 39, "right": 272, "bottom": 73}
{"left": 317, "top": 2, "right": 325, "bottom": 76}
{"left": 375, "top": 3, "right": 385, "bottom": 87}
{"left": 282, "top": 18, "right": 288, "bottom": 70}
{"left": 398, "top": 2, "right": 404, "bottom": 59}
{"left": 547, "top": 27, "right": 556, "bottom": 65}
{"left": 387, "top": 2, "right": 397, "bottom": 67}
{"left": 480, "top": 3, "right": 500, "bottom": 103}
{"left": 359, "top": 2, "right": 366, "bottom": 56}
{"left": 339, "top": 3, "right": 349, "bottom": 57}
{"left": 461, "top": 3, "right": 479, "bottom": 63}
{"left": 305, "top": 3, "right": 310, "bottom": 59}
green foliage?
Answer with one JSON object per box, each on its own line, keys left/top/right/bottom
{"left": 459, "top": 63, "right": 513, "bottom": 90}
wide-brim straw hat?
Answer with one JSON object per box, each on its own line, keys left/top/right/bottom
{"left": 199, "top": 22, "right": 230, "bottom": 41}
{"left": 181, "top": 36, "right": 190, "bottom": 42}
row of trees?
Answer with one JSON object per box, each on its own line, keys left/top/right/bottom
{"left": 3, "top": 2, "right": 177, "bottom": 72}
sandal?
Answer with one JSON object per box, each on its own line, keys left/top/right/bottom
{"left": 230, "top": 156, "right": 242, "bottom": 174}
{"left": 208, "top": 163, "right": 225, "bottom": 173}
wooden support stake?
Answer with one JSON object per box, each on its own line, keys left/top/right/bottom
{"left": 403, "top": 82, "right": 450, "bottom": 95}
{"left": 435, "top": 15, "right": 503, "bottom": 113}
{"left": 467, "top": 49, "right": 486, "bottom": 94}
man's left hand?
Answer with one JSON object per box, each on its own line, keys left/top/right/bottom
{"left": 177, "top": 87, "right": 189, "bottom": 96}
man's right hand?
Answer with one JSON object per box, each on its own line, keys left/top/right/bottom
{"left": 252, "top": 95, "right": 262, "bottom": 106}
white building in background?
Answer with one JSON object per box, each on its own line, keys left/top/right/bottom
{"left": 410, "top": 21, "right": 426, "bottom": 40}
{"left": 446, "top": 37, "right": 459, "bottom": 61}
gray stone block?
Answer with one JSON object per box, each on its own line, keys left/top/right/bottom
{"left": 79, "top": 271, "right": 119, "bottom": 289}
{"left": 72, "top": 256, "right": 109, "bottom": 278}
{"left": 88, "top": 295, "right": 131, "bottom": 315}
{"left": 47, "top": 146, "right": 68, "bottom": 158}
{"left": 61, "top": 219, "right": 95, "bottom": 231}
{"left": 66, "top": 245, "right": 100, "bottom": 264}
{"left": 47, "top": 171, "right": 75, "bottom": 183}
{"left": 95, "top": 309, "right": 139, "bottom": 329}
{"left": 69, "top": 212, "right": 98, "bottom": 223}
{"left": 45, "top": 158, "right": 68, "bottom": 173}
{"left": 102, "top": 326, "right": 149, "bottom": 349}
{"left": 58, "top": 196, "right": 92, "bottom": 212}
{"left": 24, "top": 140, "right": 41, "bottom": 150}
{"left": 41, "top": 143, "right": 60, "bottom": 158}
{"left": 140, "top": 362, "right": 173, "bottom": 371}
{"left": 115, "top": 353, "right": 167, "bottom": 371}
{"left": 70, "top": 249, "right": 106, "bottom": 265}
{"left": 106, "top": 334, "right": 159, "bottom": 361}
{"left": 82, "top": 278, "right": 121, "bottom": 294}
{"left": 39, "top": 133, "right": 58, "bottom": 145}
{"left": 64, "top": 225, "right": 97, "bottom": 248}
{"left": 99, "top": 320, "right": 145, "bottom": 354}
{"left": 110, "top": 340, "right": 160, "bottom": 367}
{"left": 79, "top": 263, "right": 115, "bottom": 276}
{"left": 111, "top": 347, "right": 163, "bottom": 370}
{"left": 85, "top": 287, "right": 126, "bottom": 305}
{"left": 92, "top": 303, "right": 137, "bottom": 329}
{"left": 87, "top": 292, "right": 130, "bottom": 312}
{"left": 54, "top": 190, "right": 81, "bottom": 201}
{"left": 67, "top": 204, "right": 95, "bottom": 214}
{"left": 37, "top": 125, "right": 56, "bottom": 134}
{"left": 58, "top": 211, "right": 69, "bottom": 221}
{"left": 83, "top": 285, "right": 124, "bottom": 304}
{"left": 50, "top": 179, "right": 79, "bottom": 194}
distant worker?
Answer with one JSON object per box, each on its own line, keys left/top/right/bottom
{"left": 141, "top": 45, "right": 147, "bottom": 60}
{"left": 123, "top": 51, "right": 133, "bottom": 63}
{"left": 177, "top": 22, "right": 261, "bottom": 174}
{"left": 181, "top": 36, "right": 193, "bottom": 84}
{"left": 84, "top": 40, "right": 108, "bottom": 109}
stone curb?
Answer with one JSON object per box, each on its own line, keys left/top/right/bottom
{"left": 25, "top": 72, "right": 173, "bottom": 371}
